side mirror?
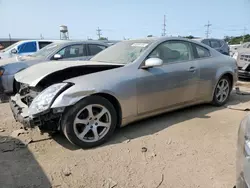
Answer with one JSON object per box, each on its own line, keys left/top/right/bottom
{"left": 142, "top": 58, "right": 163, "bottom": 69}
{"left": 11, "top": 49, "right": 17, "bottom": 54}
{"left": 53, "top": 54, "right": 62, "bottom": 60}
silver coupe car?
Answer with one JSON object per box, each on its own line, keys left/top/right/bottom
{"left": 10, "top": 37, "right": 238, "bottom": 148}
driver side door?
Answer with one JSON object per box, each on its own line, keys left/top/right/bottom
{"left": 136, "top": 40, "right": 200, "bottom": 114}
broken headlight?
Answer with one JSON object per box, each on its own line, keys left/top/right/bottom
{"left": 28, "top": 83, "right": 69, "bottom": 116}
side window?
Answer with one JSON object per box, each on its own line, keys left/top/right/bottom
{"left": 38, "top": 42, "right": 52, "bottom": 49}
{"left": 149, "top": 41, "right": 192, "bottom": 64}
{"left": 17, "top": 42, "right": 37, "bottom": 53}
{"left": 194, "top": 44, "right": 210, "bottom": 58}
{"left": 88, "top": 44, "right": 107, "bottom": 56}
{"left": 57, "top": 44, "right": 86, "bottom": 59}
{"left": 210, "top": 40, "right": 221, "bottom": 48}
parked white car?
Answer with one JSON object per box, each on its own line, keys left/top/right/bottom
{"left": 0, "top": 40, "right": 60, "bottom": 60}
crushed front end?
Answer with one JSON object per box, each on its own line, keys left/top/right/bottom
{"left": 9, "top": 82, "right": 68, "bottom": 132}
{"left": 237, "top": 54, "right": 250, "bottom": 78}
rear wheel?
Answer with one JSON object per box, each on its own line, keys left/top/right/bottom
{"left": 61, "top": 96, "right": 117, "bottom": 148}
{"left": 212, "top": 76, "right": 231, "bottom": 106}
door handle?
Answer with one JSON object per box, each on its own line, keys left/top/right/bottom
{"left": 188, "top": 66, "right": 196, "bottom": 72}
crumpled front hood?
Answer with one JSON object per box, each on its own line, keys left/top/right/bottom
{"left": 15, "top": 60, "right": 122, "bottom": 87}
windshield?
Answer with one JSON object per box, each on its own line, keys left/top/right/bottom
{"left": 90, "top": 40, "right": 153, "bottom": 64}
{"left": 242, "top": 43, "right": 250, "bottom": 48}
{"left": 31, "top": 43, "right": 60, "bottom": 57}
{"left": 1, "top": 41, "right": 21, "bottom": 52}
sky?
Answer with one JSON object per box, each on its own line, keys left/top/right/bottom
{"left": 0, "top": 0, "right": 250, "bottom": 40}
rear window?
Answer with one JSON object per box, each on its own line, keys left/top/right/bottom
{"left": 193, "top": 44, "right": 210, "bottom": 58}
{"left": 210, "top": 40, "right": 222, "bottom": 48}
{"left": 88, "top": 44, "right": 107, "bottom": 56}
{"left": 38, "top": 42, "right": 52, "bottom": 49}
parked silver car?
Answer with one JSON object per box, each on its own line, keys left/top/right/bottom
{"left": 10, "top": 37, "right": 238, "bottom": 148}
{"left": 193, "top": 38, "right": 230, "bottom": 55}
{"left": 0, "top": 41, "right": 108, "bottom": 94}
{"left": 236, "top": 115, "right": 250, "bottom": 188}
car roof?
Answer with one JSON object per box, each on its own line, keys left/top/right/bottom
{"left": 50, "top": 40, "right": 110, "bottom": 46}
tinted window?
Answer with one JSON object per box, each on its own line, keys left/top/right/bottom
{"left": 219, "top": 40, "right": 225, "bottom": 47}
{"left": 38, "top": 42, "right": 52, "bottom": 49}
{"left": 202, "top": 39, "right": 210, "bottom": 46}
{"left": 88, "top": 44, "right": 106, "bottom": 56}
{"left": 194, "top": 44, "right": 210, "bottom": 58}
{"left": 210, "top": 40, "right": 221, "bottom": 48}
{"left": 17, "top": 42, "right": 37, "bottom": 53}
{"left": 149, "top": 41, "right": 192, "bottom": 64}
{"left": 57, "top": 44, "right": 86, "bottom": 58}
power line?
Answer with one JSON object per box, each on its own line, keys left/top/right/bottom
{"left": 162, "top": 15, "right": 166, "bottom": 36}
{"left": 205, "top": 21, "right": 212, "bottom": 38}
{"left": 96, "top": 27, "right": 102, "bottom": 39}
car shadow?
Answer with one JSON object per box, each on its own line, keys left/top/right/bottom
{"left": 0, "top": 93, "right": 10, "bottom": 103}
{"left": 50, "top": 89, "right": 250, "bottom": 150}
{"left": 0, "top": 135, "right": 51, "bottom": 187}
{"left": 104, "top": 89, "right": 250, "bottom": 147}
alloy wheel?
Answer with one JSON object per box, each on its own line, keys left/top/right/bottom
{"left": 215, "top": 78, "right": 230, "bottom": 103}
{"left": 73, "top": 104, "right": 112, "bottom": 143}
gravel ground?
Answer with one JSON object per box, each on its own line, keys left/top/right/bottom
{"left": 1, "top": 84, "right": 250, "bottom": 188}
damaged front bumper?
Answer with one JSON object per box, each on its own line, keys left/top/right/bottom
{"left": 10, "top": 94, "right": 62, "bottom": 131}
{"left": 10, "top": 94, "right": 41, "bottom": 128}
{"left": 238, "top": 69, "right": 250, "bottom": 78}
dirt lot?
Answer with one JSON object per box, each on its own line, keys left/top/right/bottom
{"left": 1, "top": 83, "right": 250, "bottom": 188}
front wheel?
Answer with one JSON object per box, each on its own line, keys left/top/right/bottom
{"left": 61, "top": 96, "right": 117, "bottom": 148}
{"left": 212, "top": 76, "right": 231, "bottom": 106}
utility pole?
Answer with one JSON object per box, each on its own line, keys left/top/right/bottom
{"left": 96, "top": 27, "right": 102, "bottom": 39}
{"left": 162, "top": 15, "right": 166, "bottom": 36}
{"left": 8, "top": 33, "right": 12, "bottom": 46}
{"left": 243, "top": 27, "right": 247, "bottom": 43}
{"left": 205, "top": 21, "right": 212, "bottom": 38}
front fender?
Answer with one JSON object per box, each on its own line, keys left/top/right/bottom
{"left": 3, "top": 62, "right": 29, "bottom": 75}
{"left": 51, "top": 87, "right": 97, "bottom": 108}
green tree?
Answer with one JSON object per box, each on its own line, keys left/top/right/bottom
{"left": 183, "top": 35, "right": 194, "bottom": 39}
{"left": 98, "top": 37, "right": 108, "bottom": 40}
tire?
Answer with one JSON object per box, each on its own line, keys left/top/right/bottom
{"left": 212, "top": 75, "right": 231, "bottom": 106}
{"left": 13, "top": 80, "right": 20, "bottom": 94}
{"left": 61, "top": 95, "right": 117, "bottom": 148}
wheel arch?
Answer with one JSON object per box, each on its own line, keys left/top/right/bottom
{"left": 92, "top": 92, "right": 122, "bottom": 128}
{"left": 212, "top": 71, "right": 234, "bottom": 100}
